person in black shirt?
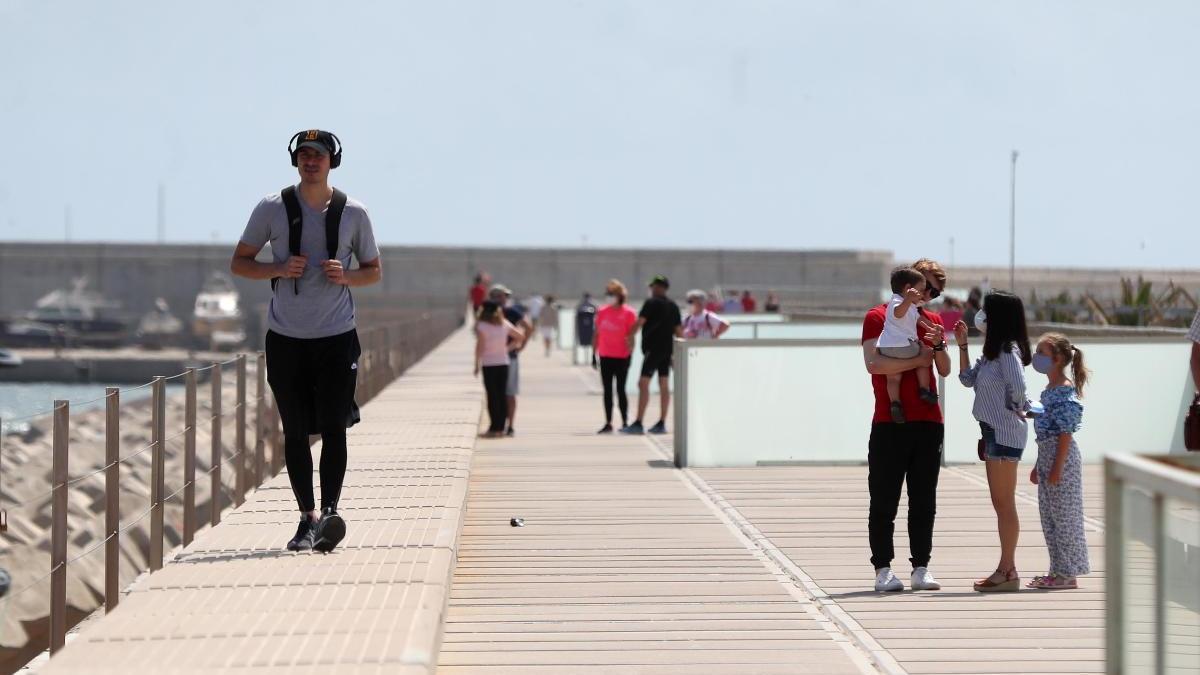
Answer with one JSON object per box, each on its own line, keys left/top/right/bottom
{"left": 575, "top": 292, "right": 598, "bottom": 368}
{"left": 621, "top": 275, "right": 682, "bottom": 435}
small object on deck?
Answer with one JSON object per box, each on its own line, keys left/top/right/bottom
{"left": 510, "top": 517, "right": 524, "bottom": 527}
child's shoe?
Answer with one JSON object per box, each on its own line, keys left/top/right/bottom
{"left": 890, "top": 402, "right": 906, "bottom": 424}
{"left": 918, "top": 388, "right": 939, "bottom": 404}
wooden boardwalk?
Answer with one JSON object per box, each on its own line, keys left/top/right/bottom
{"left": 437, "top": 352, "right": 871, "bottom": 674}
{"left": 442, "top": 349, "right": 1108, "bottom": 675}
{"left": 33, "top": 326, "right": 1111, "bottom": 674}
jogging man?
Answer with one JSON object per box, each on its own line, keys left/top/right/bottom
{"left": 622, "top": 275, "right": 682, "bottom": 435}
{"left": 231, "top": 129, "right": 381, "bottom": 552}
{"left": 488, "top": 284, "right": 533, "bottom": 436}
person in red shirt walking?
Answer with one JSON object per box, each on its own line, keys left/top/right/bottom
{"left": 861, "top": 258, "right": 952, "bottom": 593}
{"left": 469, "top": 272, "right": 489, "bottom": 311}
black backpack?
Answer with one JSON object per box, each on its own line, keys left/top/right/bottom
{"left": 272, "top": 185, "right": 348, "bottom": 294}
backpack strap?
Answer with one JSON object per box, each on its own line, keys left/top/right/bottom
{"left": 326, "top": 188, "right": 347, "bottom": 261}
{"left": 276, "top": 186, "right": 304, "bottom": 294}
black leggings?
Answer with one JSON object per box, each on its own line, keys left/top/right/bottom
{"left": 285, "top": 431, "right": 347, "bottom": 513}
{"left": 482, "top": 365, "right": 509, "bottom": 432}
{"left": 599, "top": 356, "right": 631, "bottom": 425}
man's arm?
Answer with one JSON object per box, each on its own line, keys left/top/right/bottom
{"left": 322, "top": 256, "right": 382, "bottom": 287}
{"left": 231, "top": 242, "right": 292, "bottom": 280}
{"left": 514, "top": 316, "right": 534, "bottom": 353}
{"left": 862, "top": 338, "right": 934, "bottom": 376}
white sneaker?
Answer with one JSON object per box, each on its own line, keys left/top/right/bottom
{"left": 874, "top": 567, "right": 904, "bottom": 592}
{"left": 911, "top": 567, "right": 941, "bottom": 591}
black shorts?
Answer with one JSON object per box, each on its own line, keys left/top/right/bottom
{"left": 640, "top": 350, "right": 672, "bottom": 378}
{"left": 265, "top": 329, "right": 362, "bottom": 438}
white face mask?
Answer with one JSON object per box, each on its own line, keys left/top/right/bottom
{"left": 974, "top": 309, "right": 987, "bottom": 333}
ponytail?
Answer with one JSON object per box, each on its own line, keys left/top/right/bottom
{"left": 1070, "top": 345, "right": 1090, "bottom": 397}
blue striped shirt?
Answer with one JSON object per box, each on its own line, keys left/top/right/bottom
{"left": 958, "top": 345, "right": 1029, "bottom": 449}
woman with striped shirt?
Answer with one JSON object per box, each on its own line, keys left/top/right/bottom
{"left": 954, "top": 291, "right": 1033, "bottom": 592}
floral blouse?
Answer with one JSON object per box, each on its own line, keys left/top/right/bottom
{"left": 1034, "top": 385, "right": 1083, "bottom": 442}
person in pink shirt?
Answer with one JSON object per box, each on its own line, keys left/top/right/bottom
{"left": 594, "top": 279, "right": 639, "bottom": 433}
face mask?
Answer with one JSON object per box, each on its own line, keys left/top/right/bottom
{"left": 974, "top": 309, "right": 987, "bottom": 333}
{"left": 605, "top": 294, "right": 616, "bottom": 303}
{"left": 1032, "top": 353, "right": 1054, "bottom": 374}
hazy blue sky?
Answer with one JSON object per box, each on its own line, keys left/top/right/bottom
{"left": 1, "top": 0, "right": 1196, "bottom": 268}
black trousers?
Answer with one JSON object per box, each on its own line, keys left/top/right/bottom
{"left": 481, "top": 365, "right": 508, "bottom": 432}
{"left": 599, "top": 356, "right": 631, "bottom": 424}
{"left": 265, "top": 329, "right": 360, "bottom": 513}
{"left": 867, "top": 422, "right": 943, "bottom": 570}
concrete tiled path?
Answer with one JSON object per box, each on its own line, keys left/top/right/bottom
{"left": 41, "top": 327, "right": 482, "bottom": 674}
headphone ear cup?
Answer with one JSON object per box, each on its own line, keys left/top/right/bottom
{"left": 330, "top": 152, "right": 341, "bottom": 169}
{"left": 290, "top": 151, "right": 299, "bottom": 168}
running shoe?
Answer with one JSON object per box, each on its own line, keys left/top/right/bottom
{"left": 597, "top": 424, "right": 613, "bottom": 434}
{"left": 286, "top": 517, "right": 316, "bottom": 552}
{"left": 313, "top": 507, "right": 346, "bottom": 553}
{"left": 648, "top": 421, "right": 668, "bottom": 434}
{"left": 620, "top": 421, "right": 645, "bottom": 435}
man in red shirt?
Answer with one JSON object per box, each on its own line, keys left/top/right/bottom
{"left": 861, "top": 258, "right": 951, "bottom": 593}
{"left": 740, "top": 290, "right": 757, "bottom": 313}
{"left": 469, "top": 272, "right": 489, "bottom": 311}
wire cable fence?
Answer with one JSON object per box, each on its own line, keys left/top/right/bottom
{"left": 0, "top": 308, "right": 461, "bottom": 662}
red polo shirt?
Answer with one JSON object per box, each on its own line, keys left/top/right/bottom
{"left": 862, "top": 304, "right": 943, "bottom": 425}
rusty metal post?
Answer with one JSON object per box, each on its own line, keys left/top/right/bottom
{"left": 210, "top": 362, "right": 222, "bottom": 526}
{"left": 104, "top": 388, "right": 120, "bottom": 613}
{"left": 255, "top": 352, "right": 265, "bottom": 487}
{"left": 183, "top": 368, "right": 197, "bottom": 546}
{"left": 50, "top": 400, "right": 68, "bottom": 654}
{"left": 235, "top": 355, "right": 246, "bottom": 506}
{"left": 149, "top": 376, "right": 165, "bottom": 572}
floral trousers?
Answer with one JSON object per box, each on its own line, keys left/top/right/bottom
{"left": 1035, "top": 437, "right": 1091, "bottom": 577}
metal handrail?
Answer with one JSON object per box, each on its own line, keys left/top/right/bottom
{"left": 0, "top": 307, "right": 462, "bottom": 660}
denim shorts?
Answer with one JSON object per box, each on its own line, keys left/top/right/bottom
{"left": 980, "top": 421, "right": 1023, "bottom": 462}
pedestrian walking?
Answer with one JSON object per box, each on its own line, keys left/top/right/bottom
{"left": 231, "top": 128, "right": 381, "bottom": 553}
{"left": 540, "top": 295, "right": 559, "bottom": 357}
{"left": 621, "top": 275, "right": 682, "bottom": 435}
{"left": 474, "top": 301, "right": 525, "bottom": 438}
{"left": 594, "top": 280, "right": 638, "bottom": 433}
{"left": 576, "top": 292, "right": 598, "bottom": 368}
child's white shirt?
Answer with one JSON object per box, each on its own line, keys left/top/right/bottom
{"left": 877, "top": 294, "right": 920, "bottom": 348}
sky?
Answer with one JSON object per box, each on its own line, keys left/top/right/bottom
{"left": 0, "top": 0, "right": 1197, "bottom": 269}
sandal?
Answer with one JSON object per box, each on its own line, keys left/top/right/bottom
{"left": 974, "top": 567, "right": 1020, "bottom": 592}
{"left": 1028, "top": 574, "right": 1077, "bottom": 590}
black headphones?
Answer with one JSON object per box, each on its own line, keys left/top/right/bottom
{"left": 288, "top": 130, "right": 343, "bottom": 169}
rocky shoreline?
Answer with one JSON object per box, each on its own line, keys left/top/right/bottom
{"left": 0, "top": 369, "right": 263, "bottom": 673}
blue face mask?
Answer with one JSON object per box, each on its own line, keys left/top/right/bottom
{"left": 1032, "top": 353, "right": 1054, "bottom": 374}
{"left": 974, "top": 309, "right": 987, "bottom": 333}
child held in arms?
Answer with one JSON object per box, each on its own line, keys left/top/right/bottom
{"left": 876, "top": 267, "right": 940, "bottom": 423}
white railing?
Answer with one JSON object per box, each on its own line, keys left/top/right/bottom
{"left": 1104, "top": 453, "right": 1200, "bottom": 674}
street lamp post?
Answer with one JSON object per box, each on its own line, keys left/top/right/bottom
{"left": 1009, "top": 150, "right": 1019, "bottom": 291}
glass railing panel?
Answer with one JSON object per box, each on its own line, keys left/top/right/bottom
{"left": 1122, "top": 484, "right": 1158, "bottom": 674}
{"left": 1163, "top": 496, "right": 1200, "bottom": 674}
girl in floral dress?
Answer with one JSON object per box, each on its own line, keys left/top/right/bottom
{"left": 1027, "top": 332, "right": 1091, "bottom": 589}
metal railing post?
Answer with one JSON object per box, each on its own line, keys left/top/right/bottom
{"left": 255, "top": 352, "right": 265, "bottom": 487}
{"left": 1104, "top": 458, "right": 1124, "bottom": 675}
{"left": 104, "top": 388, "right": 119, "bottom": 613}
{"left": 210, "top": 362, "right": 222, "bottom": 526}
{"left": 235, "top": 355, "right": 247, "bottom": 505}
{"left": 183, "top": 368, "right": 197, "bottom": 546}
{"left": 50, "top": 400, "right": 68, "bottom": 654}
{"left": 150, "top": 376, "right": 165, "bottom": 572}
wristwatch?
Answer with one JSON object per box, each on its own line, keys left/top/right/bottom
{"left": 932, "top": 341, "right": 947, "bottom": 352}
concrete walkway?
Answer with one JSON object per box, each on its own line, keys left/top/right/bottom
{"left": 41, "top": 327, "right": 482, "bottom": 674}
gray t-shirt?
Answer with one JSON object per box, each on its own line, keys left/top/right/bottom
{"left": 239, "top": 187, "right": 380, "bottom": 339}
